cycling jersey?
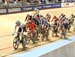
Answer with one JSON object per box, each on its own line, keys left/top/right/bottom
{"left": 28, "top": 22, "right": 36, "bottom": 32}
{"left": 25, "top": 15, "right": 32, "bottom": 21}
{"left": 45, "top": 14, "right": 51, "bottom": 21}
{"left": 15, "top": 24, "right": 26, "bottom": 33}
{"left": 40, "top": 17, "right": 50, "bottom": 29}
{"left": 63, "top": 20, "right": 69, "bottom": 29}
{"left": 51, "top": 16, "right": 59, "bottom": 22}
{"left": 40, "top": 17, "right": 47, "bottom": 25}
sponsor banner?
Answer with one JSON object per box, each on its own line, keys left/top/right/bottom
{"left": 34, "top": 5, "right": 43, "bottom": 9}
{"left": 0, "top": 9, "right": 7, "bottom": 14}
{"left": 0, "top": 4, "right": 61, "bottom": 14}
{"left": 61, "top": 3, "right": 74, "bottom": 7}
{"left": 48, "top": 4, "right": 61, "bottom": 8}
{"left": 42, "top": 4, "right": 61, "bottom": 9}
{"left": 22, "top": 4, "right": 61, "bottom": 11}
{"left": 8, "top": 8, "right": 21, "bottom": 13}
{"left": 22, "top": 6, "right": 33, "bottom": 11}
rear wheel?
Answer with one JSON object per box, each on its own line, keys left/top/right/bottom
{"left": 22, "top": 36, "right": 27, "bottom": 48}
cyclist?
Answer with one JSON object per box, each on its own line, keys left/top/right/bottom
{"left": 25, "top": 14, "right": 32, "bottom": 22}
{"left": 27, "top": 20, "right": 38, "bottom": 43}
{"left": 33, "top": 8, "right": 40, "bottom": 19}
{"left": 51, "top": 16, "right": 59, "bottom": 22}
{"left": 63, "top": 19, "right": 69, "bottom": 32}
{"left": 70, "top": 14, "right": 75, "bottom": 25}
{"left": 70, "top": 14, "right": 75, "bottom": 31}
{"left": 40, "top": 16, "right": 50, "bottom": 41}
{"left": 14, "top": 20, "right": 26, "bottom": 41}
{"left": 59, "top": 13, "right": 66, "bottom": 20}
{"left": 61, "top": 24, "right": 67, "bottom": 39}
{"left": 32, "top": 8, "right": 41, "bottom": 28}
{"left": 45, "top": 13, "right": 51, "bottom": 22}
{"left": 52, "top": 16, "right": 59, "bottom": 37}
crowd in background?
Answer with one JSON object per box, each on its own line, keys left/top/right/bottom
{"left": 0, "top": 0, "right": 61, "bottom": 8}
{"left": 0, "top": 0, "right": 75, "bottom": 8}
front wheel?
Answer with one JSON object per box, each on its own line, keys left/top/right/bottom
{"left": 13, "top": 36, "right": 19, "bottom": 50}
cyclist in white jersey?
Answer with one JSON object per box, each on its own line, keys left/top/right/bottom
{"left": 14, "top": 20, "right": 26, "bottom": 40}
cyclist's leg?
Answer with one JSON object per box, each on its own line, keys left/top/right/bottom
{"left": 55, "top": 28, "right": 59, "bottom": 37}
{"left": 45, "top": 29, "right": 49, "bottom": 41}
{"left": 30, "top": 31, "right": 36, "bottom": 44}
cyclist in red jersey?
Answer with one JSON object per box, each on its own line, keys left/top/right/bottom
{"left": 28, "top": 20, "right": 36, "bottom": 32}
{"left": 27, "top": 20, "right": 38, "bottom": 44}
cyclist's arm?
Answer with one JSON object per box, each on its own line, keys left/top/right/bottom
{"left": 12, "top": 25, "right": 17, "bottom": 35}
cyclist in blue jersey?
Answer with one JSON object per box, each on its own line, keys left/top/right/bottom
{"left": 40, "top": 16, "right": 50, "bottom": 41}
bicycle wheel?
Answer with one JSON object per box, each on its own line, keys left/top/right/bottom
{"left": 22, "top": 36, "right": 27, "bottom": 48}
{"left": 13, "top": 37, "right": 19, "bottom": 50}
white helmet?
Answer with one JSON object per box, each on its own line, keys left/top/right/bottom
{"left": 34, "top": 8, "right": 39, "bottom": 12}
{"left": 34, "top": 8, "right": 38, "bottom": 11}
{"left": 34, "top": 8, "right": 39, "bottom": 15}
{"left": 16, "top": 20, "right": 21, "bottom": 25}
